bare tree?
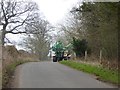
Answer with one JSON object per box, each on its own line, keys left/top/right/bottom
{"left": 0, "top": 0, "right": 39, "bottom": 45}
{"left": 23, "top": 18, "right": 51, "bottom": 60}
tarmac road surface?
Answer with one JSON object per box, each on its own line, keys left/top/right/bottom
{"left": 13, "top": 61, "right": 115, "bottom": 88}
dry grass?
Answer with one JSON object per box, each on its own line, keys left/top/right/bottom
{"left": 2, "top": 45, "right": 38, "bottom": 88}
{"left": 74, "top": 55, "right": 118, "bottom": 70}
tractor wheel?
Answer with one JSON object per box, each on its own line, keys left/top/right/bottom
{"left": 53, "top": 56, "right": 57, "bottom": 62}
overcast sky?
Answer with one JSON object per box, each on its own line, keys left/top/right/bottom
{"left": 34, "top": 0, "right": 79, "bottom": 25}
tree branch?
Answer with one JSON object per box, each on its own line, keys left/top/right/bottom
{"left": 0, "top": 22, "right": 4, "bottom": 25}
{"left": 6, "top": 31, "right": 26, "bottom": 34}
{"left": 10, "top": 16, "right": 28, "bottom": 32}
{"left": 8, "top": 20, "right": 21, "bottom": 23}
{"left": 1, "top": 1, "right": 8, "bottom": 24}
{"left": 5, "top": 37, "right": 13, "bottom": 44}
{"left": 7, "top": 14, "right": 17, "bottom": 20}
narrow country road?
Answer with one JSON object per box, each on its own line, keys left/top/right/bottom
{"left": 13, "top": 61, "right": 115, "bottom": 88}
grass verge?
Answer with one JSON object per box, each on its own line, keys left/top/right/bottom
{"left": 2, "top": 60, "right": 30, "bottom": 88}
{"left": 60, "top": 60, "right": 119, "bottom": 85}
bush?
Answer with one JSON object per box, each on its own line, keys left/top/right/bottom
{"left": 72, "top": 37, "right": 91, "bottom": 57}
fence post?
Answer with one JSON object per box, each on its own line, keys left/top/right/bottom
{"left": 85, "top": 51, "right": 87, "bottom": 60}
{"left": 108, "top": 60, "right": 110, "bottom": 69}
{"left": 74, "top": 52, "right": 76, "bottom": 60}
{"left": 100, "top": 50, "right": 102, "bottom": 63}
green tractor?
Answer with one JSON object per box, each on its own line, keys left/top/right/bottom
{"left": 52, "top": 41, "right": 71, "bottom": 62}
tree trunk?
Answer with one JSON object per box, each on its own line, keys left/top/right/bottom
{"left": 2, "top": 30, "right": 5, "bottom": 46}
{"left": 2, "top": 25, "right": 7, "bottom": 46}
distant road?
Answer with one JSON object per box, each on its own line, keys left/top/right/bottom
{"left": 13, "top": 61, "right": 115, "bottom": 88}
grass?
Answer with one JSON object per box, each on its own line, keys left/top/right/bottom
{"left": 2, "top": 60, "right": 30, "bottom": 88}
{"left": 60, "top": 60, "right": 119, "bottom": 85}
